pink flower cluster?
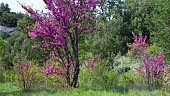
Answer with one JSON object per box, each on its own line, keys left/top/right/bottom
{"left": 0, "top": 64, "right": 2, "bottom": 68}
{"left": 83, "top": 55, "right": 100, "bottom": 69}
{"left": 127, "top": 32, "right": 170, "bottom": 87}
{"left": 16, "top": 58, "right": 29, "bottom": 70}
{"left": 41, "top": 64, "right": 64, "bottom": 76}
{"left": 127, "top": 32, "right": 147, "bottom": 51}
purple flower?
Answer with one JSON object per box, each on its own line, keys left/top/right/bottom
{"left": 96, "top": 55, "right": 101, "bottom": 61}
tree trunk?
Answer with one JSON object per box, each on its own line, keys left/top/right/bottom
{"left": 64, "top": 42, "right": 73, "bottom": 86}
{"left": 71, "top": 59, "right": 80, "bottom": 87}
{"left": 70, "top": 28, "right": 80, "bottom": 87}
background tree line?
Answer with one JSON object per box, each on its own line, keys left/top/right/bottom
{"left": 0, "top": 3, "right": 24, "bottom": 27}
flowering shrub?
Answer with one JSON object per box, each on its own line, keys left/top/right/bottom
{"left": 127, "top": 32, "right": 148, "bottom": 58}
{"left": 13, "top": 57, "right": 42, "bottom": 91}
{"left": 137, "top": 52, "right": 170, "bottom": 88}
{"left": 127, "top": 32, "right": 170, "bottom": 89}
{"left": 40, "top": 55, "right": 101, "bottom": 88}
{"left": 127, "top": 32, "right": 147, "bottom": 50}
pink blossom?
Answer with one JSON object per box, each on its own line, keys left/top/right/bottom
{"left": 96, "top": 55, "right": 101, "bottom": 61}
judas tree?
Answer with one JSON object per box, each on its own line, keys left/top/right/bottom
{"left": 19, "top": 0, "right": 100, "bottom": 87}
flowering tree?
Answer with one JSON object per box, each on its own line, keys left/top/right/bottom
{"left": 19, "top": 0, "right": 100, "bottom": 87}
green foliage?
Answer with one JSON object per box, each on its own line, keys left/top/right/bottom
{"left": 150, "top": 0, "right": 170, "bottom": 59}
{"left": 125, "top": 0, "right": 155, "bottom": 42}
{"left": 119, "top": 71, "right": 146, "bottom": 90}
{"left": 2, "top": 69, "right": 15, "bottom": 82}
{"left": 0, "top": 3, "right": 10, "bottom": 12}
{"left": 94, "top": 16, "right": 128, "bottom": 67}
{"left": 79, "top": 59, "right": 118, "bottom": 90}
{"left": 0, "top": 38, "right": 6, "bottom": 64}
{"left": 0, "top": 15, "right": 45, "bottom": 69}
{"left": 0, "top": 3, "right": 24, "bottom": 27}
{"left": 0, "top": 12, "right": 18, "bottom": 27}
{"left": 146, "top": 44, "right": 163, "bottom": 56}
{"left": 17, "top": 15, "right": 35, "bottom": 33}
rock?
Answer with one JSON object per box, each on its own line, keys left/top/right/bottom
{"left": 0, "top": 25, "right": 16, "bottom": 33}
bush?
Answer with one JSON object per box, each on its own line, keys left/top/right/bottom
{"left": 3, "top": 69, "right": 15, "bottom": 82}
{"left": 13, "top": 57, "right": 42, "bottom": 91}
{"left": 79, "top": 59, "right": 118, "bottom": 90}
{"left": 119, "top": 70, "right": 146, "bottom": 91}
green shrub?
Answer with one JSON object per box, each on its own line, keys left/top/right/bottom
{"left": 79, "top": 59, "right": 118, "bottom": 90}
{"left": 119, "top": 70, "right": 146, "bottom": 90}
{"left": 3, "top": 69, "right": 15, "bottom": 82}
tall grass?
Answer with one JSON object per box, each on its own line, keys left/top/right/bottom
{"left": 0, "top": 83, "right": 169, "bottom": 96}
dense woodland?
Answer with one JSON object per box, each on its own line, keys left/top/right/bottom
{"left": 0, "top": 0, "right": 170, "bottom": 94}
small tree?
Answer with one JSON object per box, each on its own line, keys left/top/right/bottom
{"left": 19, "top": 0, "right": 100, "bottom": 87}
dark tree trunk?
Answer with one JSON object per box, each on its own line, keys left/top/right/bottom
{"left": 70, "top": 27, "right": 80, "bottom": 87}
{"left": 71, "top": 47, "right": 80, "bottom": 87}
{"left": 71, "top": 60, "right": 80, "bottom": 87}
{"left": 64, "top": 42, "right": 73, "bottom": 86}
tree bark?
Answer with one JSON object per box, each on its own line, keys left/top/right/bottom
{"left": 70, "top": 27, "right": 80, "bottom": 87}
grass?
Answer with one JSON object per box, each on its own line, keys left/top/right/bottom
{"left": 0, "top": 83, "right": 169, "bottom": 96}
{"left": 0, "top": 83, "right": 22, "bottom": 96}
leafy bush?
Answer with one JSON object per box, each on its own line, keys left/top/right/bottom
{"left": 0, "top": 64, "right": 15, "bottom": 83}
{"left": 2, "top": 69, "right": 15, "bottom": 82}
{"left": 79, "top": 58, "right": 118, "bottom": 90}
{"left": 40, "top": 63, "right": 68, "bottom": 88}
{"left": 119, "top": 70, "right": 146, "bottom": 91}
{"left": 13, "top": 57, "right": 42, "bottom": 91}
